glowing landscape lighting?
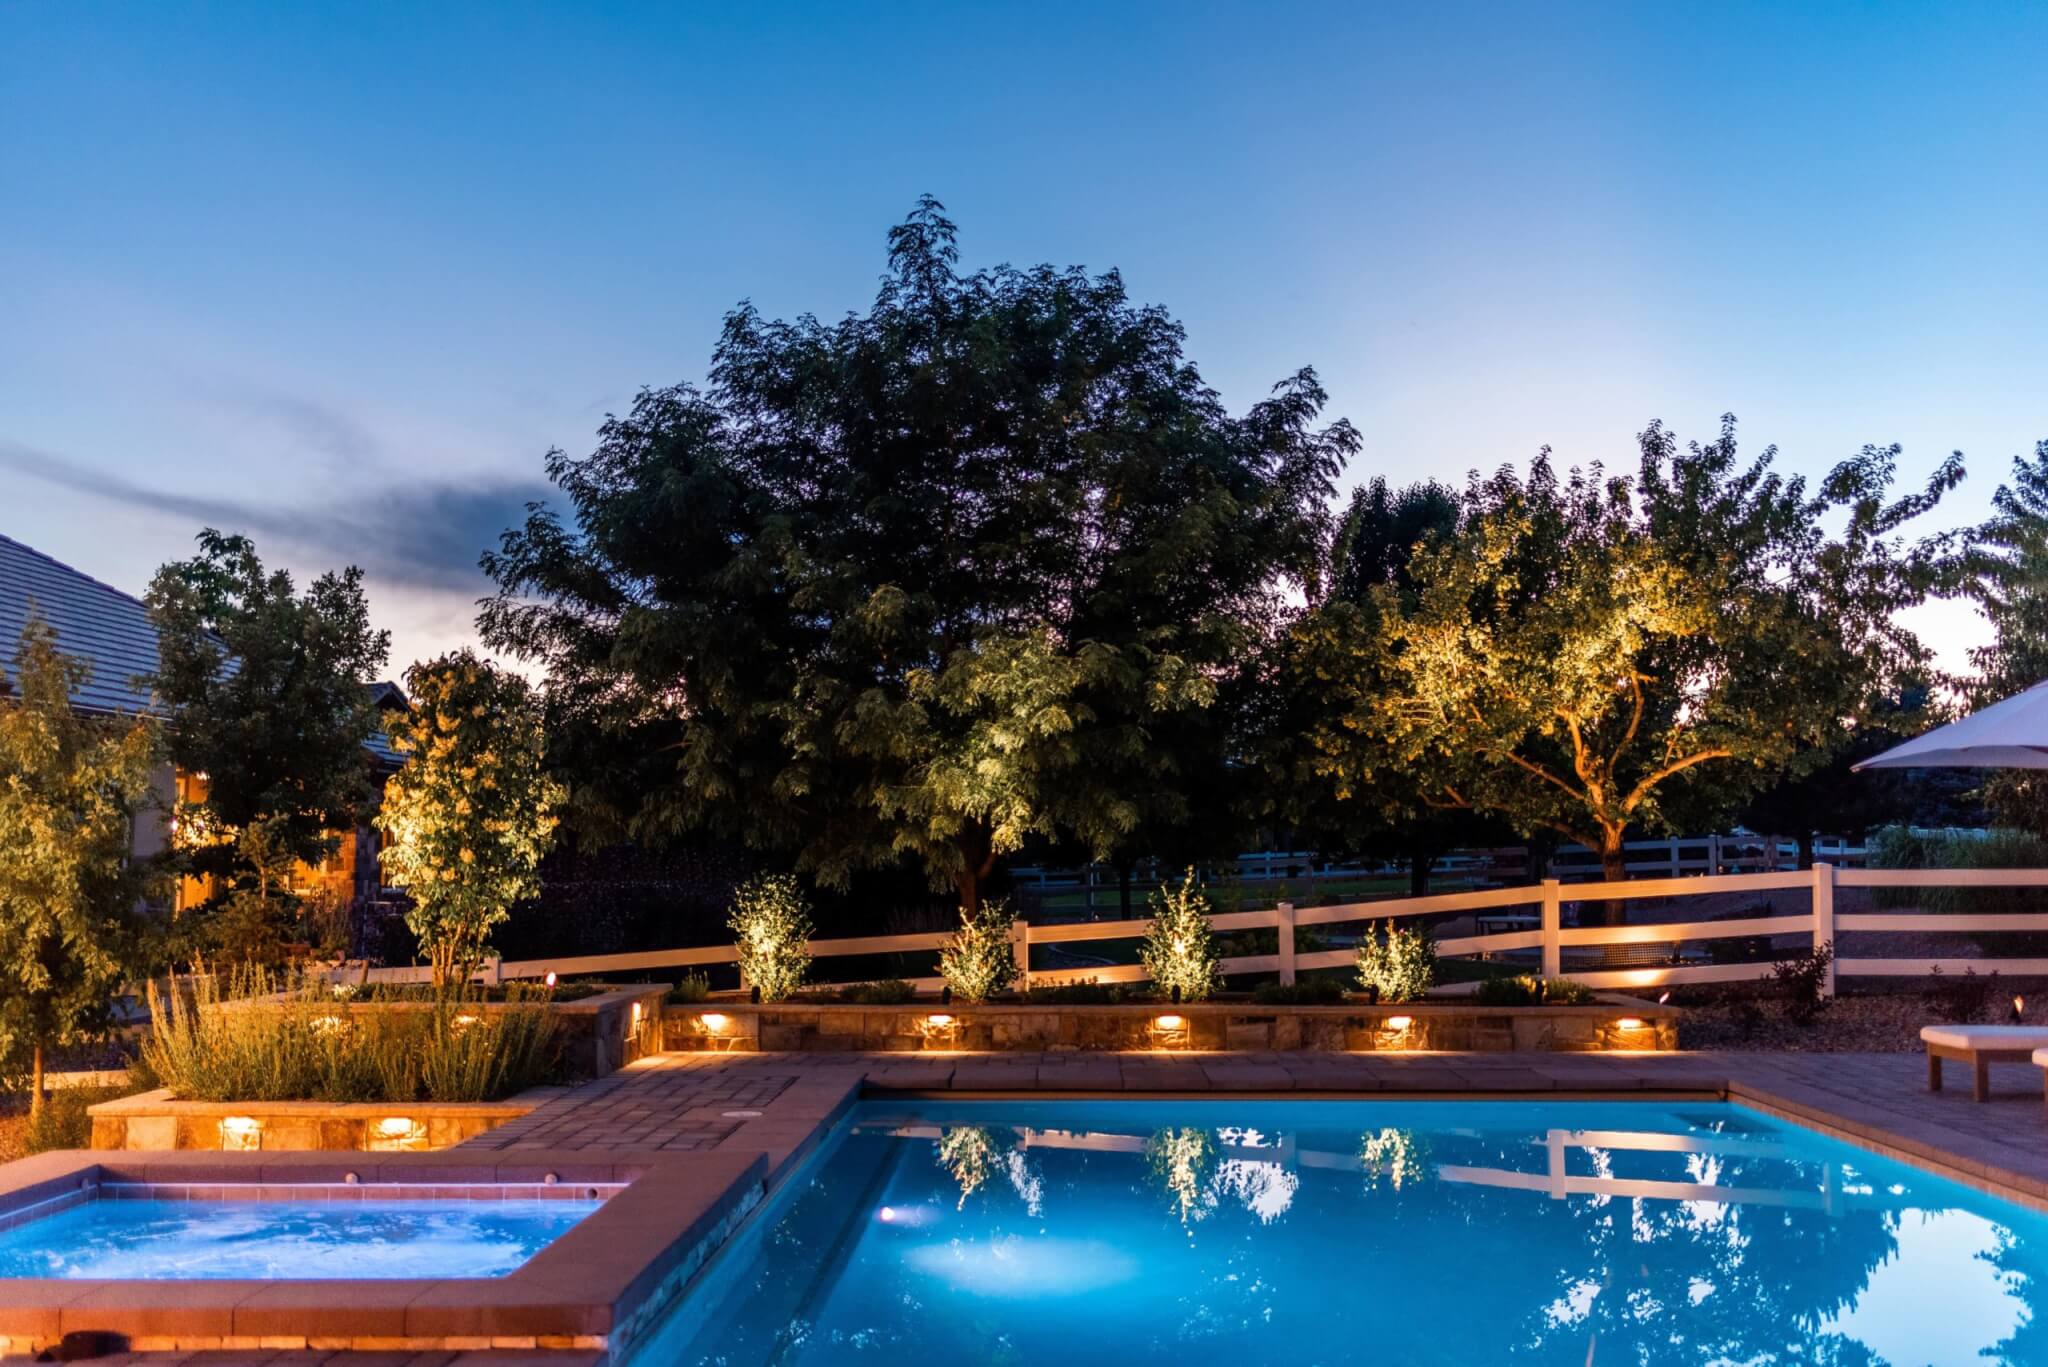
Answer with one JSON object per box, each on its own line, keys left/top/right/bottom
{"left": 1384, "top": 1015, "right": 1413, "bottom": 1031}
{"left": 219, "top": 1116, "right": 260, "bottom": 1150}
{"left": 1154, "top": 1014, "right": 1185, "bottom": 1031}
{"left": 1616, "top": 1017, "right": 1646, "bottom": 1030}
{"left": 700, "top": 1012, "right": 731, "bottom": 1032}
{"left": 927, "top": 1014, "right": 955, "bottom": 1027}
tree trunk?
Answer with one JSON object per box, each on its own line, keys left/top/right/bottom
{"left": 954, "top": 866, "right": 980, "bottom": 917}
{"left": 28, "top": 1042, "right": 44, "bottom": 1126}
{"left": 1116, "top": 858, "right": 1134, "bottom": 921}
{"left": 1408, "top": 850, "right": 1432, "bottom": 897}
{"left": 1585, "top": 831, "right": 1630, "bottom": 929}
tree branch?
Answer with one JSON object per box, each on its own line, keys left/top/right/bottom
{"left": 1621, "top": 748, "right": 1732, "bottom": 812}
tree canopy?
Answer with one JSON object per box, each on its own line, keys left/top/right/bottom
{"left": 0, "top": 618, "right": 162, "bottom": 1115}
{"left": 483, "top": 198, "right": 1350, "bottom": 912}
{"left": 1290, "top": 419, "right": 1958, "bottom": 886}
{"left": 146, "top": 530, "right": 390, "bottom": 907}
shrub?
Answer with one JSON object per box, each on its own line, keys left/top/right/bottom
{"left": 1474, "top": 975, "right": 1540, "bottom": 1006}
{"left": 1923, "top": 966, "right": 1999, "bottom": 1024}
{"left": 939, "top": 897, "right": 1019, "bottom": 1003}
{"left": 1771, "top": 942, "right": 1834, "bottom": 1026}
{"left": 728, "top": 875, "right": 814, "bottom": 1001}
{"left": 670, "top": 973, "right": 713, "bottom": 1004}
{"left": 1141, "top": 869, "right": 1221, "bottom": 1002}
{"left": 1023, "top": 981, "right": 1138, "bottom": 1004}
{"left": 1541, "top": 977, "right": 1596, "bottom": 1005}
{"left": 1356, "top": 921, "right": 1435, "bottom": 1003}
{"left": 833, "top": 979, "right": 916, "bottom": 1005}
{"left": 1252, "top": 978, "right": 1348, "bottom": 1005}
{"left": 143, "top": 968, "right": 561, "bottom": 1103}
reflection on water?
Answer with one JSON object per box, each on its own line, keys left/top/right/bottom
{"left": 634, "top": 1101, "right": 2048, "bottom": 1367}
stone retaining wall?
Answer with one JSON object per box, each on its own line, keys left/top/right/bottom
{"left": 663, "top": 998, "right": 1678, "bottom": 1053}
{"left": 87, "top": 1089, "right": 551, "bottom": 1152}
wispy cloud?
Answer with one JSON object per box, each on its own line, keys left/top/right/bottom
{"left": 1, "top": 439, "right": 552, "bottom": 594}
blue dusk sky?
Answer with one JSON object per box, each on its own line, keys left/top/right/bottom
{"left": 4, "top": 1, "right": 2044, "bottom": 674}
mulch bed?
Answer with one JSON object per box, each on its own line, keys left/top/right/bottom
{"left": 1671, "top": 979, "right": 2048, "bottom": 1052}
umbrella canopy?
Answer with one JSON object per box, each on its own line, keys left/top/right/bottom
{"left": 1853, "top": 679, "right": 2048, "bottom": 771}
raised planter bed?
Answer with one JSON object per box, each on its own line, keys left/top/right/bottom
{"left": 663, "top": 997, "right": 1678, "bottom": 1053}
{"left": 235, "top": 982, "right": 668, "bottom": 1080}
{"left": 87, "top": 1089, "right": 554, "bottom": 1152}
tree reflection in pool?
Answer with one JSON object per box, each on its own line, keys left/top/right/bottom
{"left": 629, "top": 1100, "right": 2048, "bottom": 1367}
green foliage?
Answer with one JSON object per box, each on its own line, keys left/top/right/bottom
{"left": 481, "top": 199, "right": 1349, "bottom": 911}
{"left": 1474, "top": 975, "right": 1541, "bottom": 1006}
{"left": 1869, "top": 825, "right": 2048, "bottom": 954}
{"left": 1251, "top": 977, "right": 1347, "bottom": 1005}
{"left": 376, "top": 652, "right": 563, "bottom": 986}
{"left": 1140, "top": 868, "right": 1220, "bottom": 1002}
{"left": 143, "top": 969, "right": 561, "bottom": 1103}
{"left": 832, "top": 979, "right": 916, "bottom": 1005}
{"left": 1771, "top": 943, "right": 1834, "bottom": 1026}
{"left": 1540, "top": 977, "right": 1596, "bottom": 1005}
{"left": 938, "top": 896, "right": 1018, "bottom": 1002}
{"left": 1290, "top": 421, "right": 1957, "bottom": 883}
{"left": 1355, "top": 920, "right": 1435, "bottom": 1002}
{"left": 669, "top": 973, "right": 713, "bottom": 1004}
{"left": 1476, "top": 975, "right": 1597, "bottom": 1006}
{"left": 0, "top": 618, "right": 163, "bottom": 1119}
{"left": 1923, "top": 966, "right": 2000, "bottom": 1024}
{"left": 729, "top": 874, "right": 813, "bottom": 1001}
{"left": 145, "top": 530, "right": 389, "bottom": 905}
{"left": 1022, "top": 980, "right": 1140, "bottom": 1004}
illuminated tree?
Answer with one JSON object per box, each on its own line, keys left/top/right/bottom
{"left": 1964, "top": 441, "right": 2048, "bottom": 834}
{"left": 375, "top": 652, "right": 562, "bottom": 986}
{"left": 1296, "top": 421, "right": 1955, "bottom": 894}
{"left": 727, "top": 874, "right": 813, "bottom": 1001}
{"left": 0, "top": 618, "right": 161, "bottom": 1119}
{"left": 1140, "top": 867, "right": 1220, "bottom": 1001}
{"left": 937, "top": 895, "right": 1018, "bottom": 1002}
{"left": 482, "top": 198, "right": 1349, "bottom": 916}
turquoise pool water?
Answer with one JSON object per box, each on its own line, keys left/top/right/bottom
{"left": 635, "top": 1099, "right": 2048, "bottom": 1367}
{"left": 0, "top": 1195, "right": 600, "bottom": 1279}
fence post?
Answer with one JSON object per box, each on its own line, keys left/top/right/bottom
{"left": 1708, "top": 833, "right": 1723, "bottom": 875}
{"left": 1277, "top": 901, "right": 1297, "bottom": 986}
{"left": 1010, "top": 918, "right": 1031, "bottom": 992}
{"left": 1812, "top": 861, "right": 1837, "bottom": 997}
{"left": 1540, "top": 879, "right": 1562, "bottom": 979}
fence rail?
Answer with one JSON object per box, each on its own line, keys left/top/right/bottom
{"left": 344, "top": 862, "right": 2048, "bottom": 999}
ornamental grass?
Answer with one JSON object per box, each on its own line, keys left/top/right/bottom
{"left": 143, "top": 968, "right": 561, "bottom": 1104}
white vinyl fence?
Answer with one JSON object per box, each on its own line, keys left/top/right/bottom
{"left": 349, "top": 863, "right": 2048, "bottom": 1000}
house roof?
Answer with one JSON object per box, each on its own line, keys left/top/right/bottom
{"left": 0, "top": 532, "right": 405, "bottom": 766}
{"left": 0, "top": 532, "right": 164, "bottom": 717}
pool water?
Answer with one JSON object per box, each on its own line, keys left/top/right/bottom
{"left": 0, "top": 1195, "right": 600, "bottom": 1279}
{"left": 633, "top": 1099, "right": 2048, "bottom": 1367}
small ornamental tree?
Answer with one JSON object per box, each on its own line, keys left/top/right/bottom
{"left": 1356, "top": 921, "right": 1435, "bottom": 1002}
{"left": 938, "top": 896, "right": 1019, "bottom": 1002}
{"left": 728, "top": 874, "right": 813, "bottom": 1001}
{"left": 1140, "top": 868, "right": 1220, "bottom": 1002}
{"left": 375, "top": 652, "right": 562, "bottom": 987}
{"left": 0, "top": 618, "right": 162, "bottom": 1120}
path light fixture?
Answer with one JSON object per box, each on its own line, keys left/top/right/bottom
{"left": 2016, "top": 996, "right": 2028, "bottom": 1023}
{"left": 942, "top": 986, "right": 953, "bottom": 1006}
{"left": 751, "top": 985, "right": 762, "bottom": 1005}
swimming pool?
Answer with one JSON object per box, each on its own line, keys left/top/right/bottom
{"left": 0, "top": 1190, "right": 603, "bottom": 1279}
{"left": 633, "top": 1099, "right": 2048, "bottom": 1367}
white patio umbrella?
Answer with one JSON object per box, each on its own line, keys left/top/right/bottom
{"left": 1853, "top": 679, "right": 2048, "bottom": 771}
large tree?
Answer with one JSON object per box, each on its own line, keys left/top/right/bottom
{"left": 1294, "top": 419, "right": 1956, "bottom": 891}
{"left": 0, "top": 618, "right": 161, "bottom": 1119}
{"left": 146, "top": 530, "right": 390, "bottom": 908}
{"left": 1253, "top": 476, "right": 1506, "bottom": 891}
{"left": 484, "top": 198, "right": 1350, "bottom": 914}
{"left": 1963, "top": 440, "right": 2048, "bottom": 833}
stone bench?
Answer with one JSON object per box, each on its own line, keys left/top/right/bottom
{"left": 1920, "top": 1025, "right": 2048, "bottom": 1101}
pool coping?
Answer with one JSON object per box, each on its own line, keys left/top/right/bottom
{"left": 0, "top": 1147, "right": 767, "bottom": 1359}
